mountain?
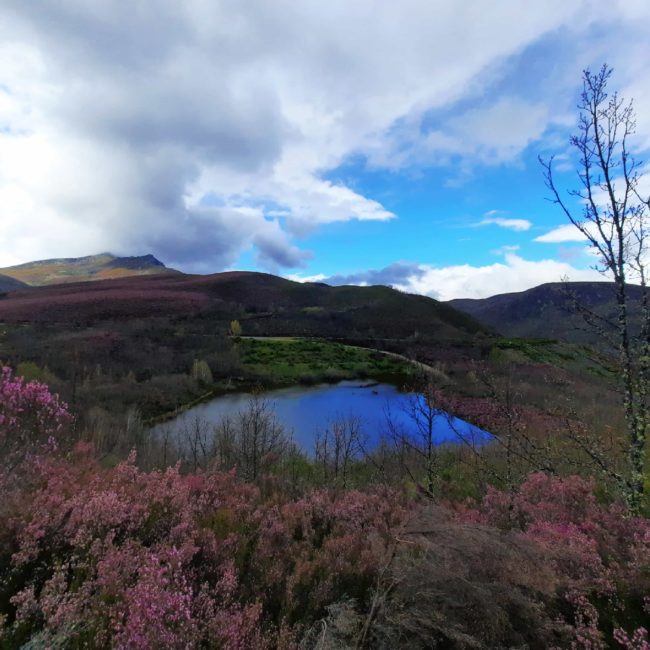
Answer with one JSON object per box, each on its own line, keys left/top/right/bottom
{"left": 0, "top": 271, "right": 490, "bottom": 344}
{"left": 448, "top": 281, "right": 644, "bottom": 346}
{"left": 0, "top": 253, "right": 175, "bottom": 286}
{"left": 0, "top": 273, "right": 27, "bottom": 293}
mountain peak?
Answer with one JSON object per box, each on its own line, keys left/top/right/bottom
{"left": 106, "top": 254, "right": 166, "bottom": 270}
{"left": 0, "top": 253, "right": 174, "bottom": 286}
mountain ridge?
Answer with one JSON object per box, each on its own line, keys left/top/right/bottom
{"left": 0, "top": 270, "right": 490, "bottom": 345}
{"left": 448, "top": 280, "right": 644, "bottom": 346}
{"left": 0, "top": 253, "right": 174, "bottom": 286}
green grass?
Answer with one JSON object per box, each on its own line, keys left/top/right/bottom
{"left": 491, "top": 337, "right": 615, "bottom": 378}
{"left": 239, "top": 337, "right": 411, "bottom": 384}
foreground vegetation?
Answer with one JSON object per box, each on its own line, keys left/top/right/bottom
{"left": 1, "top": 367, "right": 649, "bottom": 648}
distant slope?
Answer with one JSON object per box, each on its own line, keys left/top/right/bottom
{"left": 448, "top": 281, "right": 644, "bottom": 345}
{"left": 0, "top": 253, "right": 176, "bottom": 286}
{"left": 0, "top": 271, "right": 491, "bottom": 343}
{"left": 0, "top": 273, "right": 27, "bottom": 293}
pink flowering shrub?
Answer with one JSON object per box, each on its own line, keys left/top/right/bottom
{"left": 2, "top": 374, "right": 648, "bottom": 647}
{"left": 0, "top": 446, "right": 407, "bottom": 647}
{"left": 0, "top": 365, "right": 72, "bottom": 461}
{"left": 614, "top": 626, "right": 650, "bottom": 650}
{"left": 463, "top": 473, "right": 650, "bottom": 648}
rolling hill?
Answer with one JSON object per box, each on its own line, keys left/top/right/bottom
{"left": 448, "top": 281, "right": 645, "bottom": 346}
{"left": 0, "top": 274, "right": 27, "bottom": 293}
{"left": 0, "top": 253, "right": 176, "bottom": 286}
{"left": 0, "top": 271, "right": 490, "bottom": 344}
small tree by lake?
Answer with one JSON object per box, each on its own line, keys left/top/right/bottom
{"left": 229, "top": 319, "right": 242, "bottom": 338}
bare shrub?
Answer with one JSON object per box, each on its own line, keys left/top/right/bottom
{"left": 366, "top": 506, "right": 570, "bottom": 649}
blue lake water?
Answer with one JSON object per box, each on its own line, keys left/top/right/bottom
{"left": 152, "top": 380, "right": 490, "bottom": 453}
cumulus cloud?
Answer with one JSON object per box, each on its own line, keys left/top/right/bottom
{"left": 300, "top": 254, "right": 604, "bottom": 301}
{"left": 3, "top": 1, "right": 650, "bottom": 272}
{"left": 0, "top": 0, "right": 597, "bottom": 269}
{"left": 534, "top": 224, "right": 588, "bottom": 243}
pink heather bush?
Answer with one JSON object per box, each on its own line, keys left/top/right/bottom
{"left": 1, "top": 372, "right": 649, "bottom": 648}
{"left": 462, "top": 472, "right": 650, "bottom": 648}
{"left": 614, "top": 626, "right": 650, "bottom": 650}
{"left": 0, "top": 365, "right": 72, "bottom": 460}
{"left": 0, "top": 446, "right": 407, "bottom": 648}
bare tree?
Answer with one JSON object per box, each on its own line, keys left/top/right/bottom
{"left": 385, "top": 383, "right": 447, "bottom": 498}
{"left": 184, "top": 415, "right": 212, "bottom": 471}
{"left": 540, "top": 64, "right": 649, "bottom": 510}
{"left": 156, "top": 422, "right": 177, "bottom": 468}
{"left": 213, "top": 415, "right": 238, "bottom": 469}
{"left": 213, "top": 394, "right": 290, "bottom": 480}
{"left": 315, "top": 414, "right": 364, "bottom": 487}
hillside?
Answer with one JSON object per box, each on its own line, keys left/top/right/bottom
{"left": 0, "top": 271, "right": 489, "bottom": 344}
{"left": 448, "top": 281, "right": 645, "bottom": 346}
{"left": 0, "top": 273, "right": 27, "bottom": 293}
{"left": 0, "top": 253, "right": 175, "bottom": 286}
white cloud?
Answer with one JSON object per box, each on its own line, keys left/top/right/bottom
{"left": 285, "top": 272, "right": 328, "bottom": 284}
{"left": 364, "top": 96, "right": 554, "bottom": 172}
{"left": 448, "top": 97, "right": 551, "bottom": 164}
{"left": 407, "top": 254, "right": 603, "bottom": 301}
{"left": 309, "top": 254, "right": 604, "bottom": 301}
{"left": 2, "top": 1, "right": 649, "bottom": 271}
{"left": 0, "top": 0, "right": 598, "bottom": 268}
{"left": 534, "top": 224, "right": 587, "bottom": 243}
{"left": 478, "top": 217, "right": 532, "bottom": 231}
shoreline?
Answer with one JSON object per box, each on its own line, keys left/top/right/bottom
{"left": 142, "top": 337, "right": 435, "bottom": 427}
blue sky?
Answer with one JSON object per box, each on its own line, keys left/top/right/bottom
{"left": 1, "top": 1, "right": 650, "bottom": 299}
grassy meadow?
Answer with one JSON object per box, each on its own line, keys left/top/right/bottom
{"left": 238, "top": 336, "right": 412, "bottom": 385}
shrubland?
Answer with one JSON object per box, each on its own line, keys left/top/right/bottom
{"left": 1, "top": 366, "right": 649, "bottom": 649}
{"left": 0, "top": 319, "right": 414, "bottom": 436}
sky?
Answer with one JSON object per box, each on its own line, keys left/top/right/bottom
{"left": 1, "top": 1, "right": 650, "bottom": 300}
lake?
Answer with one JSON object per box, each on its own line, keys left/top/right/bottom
{"left": 151, "top": 380, "right": 489, "bottom": 453}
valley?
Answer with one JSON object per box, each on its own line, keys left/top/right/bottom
{"left": 0, "top": 265, "right": 623, "bottom": 466}
{"left": 3, "top": 15, "right": 650, "bottom": 645}
{"left": 0, "top": 257, "right": 646, "bottom": 649}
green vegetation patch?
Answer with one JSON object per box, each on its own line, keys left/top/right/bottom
{"left": 239, "top": 337, "right": 411, "bottom": 384}
{"left": 491, "top": 337, "right": 615, "bottom": 378}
